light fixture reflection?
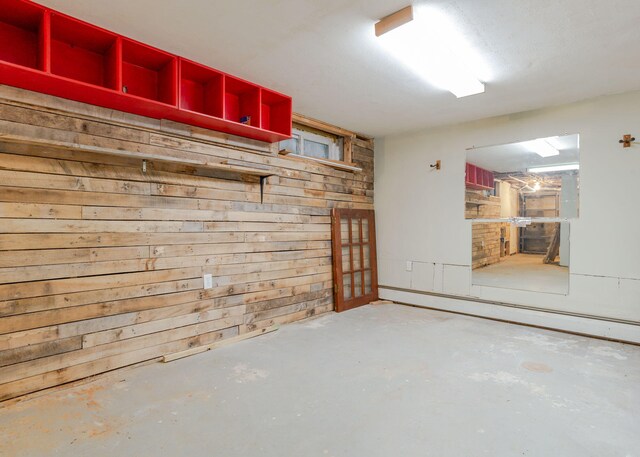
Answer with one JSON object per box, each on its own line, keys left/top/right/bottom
{"left": 528, "top": 164, "right": 580, "bottom": 173}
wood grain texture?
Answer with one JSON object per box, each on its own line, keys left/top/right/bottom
{"left": 0, "top": 85, "right": 374, "bottom": 402}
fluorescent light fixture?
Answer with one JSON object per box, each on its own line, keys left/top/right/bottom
{"left": 528, "top": 164, "right": 580, "bottom": 173}
{"left": 524, "top": 138, "right": 560, "bottom": 158}
{"left": 375, "top": 6, "right": 487, "bottom": 98}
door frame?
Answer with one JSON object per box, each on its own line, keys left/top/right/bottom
{"left": 331, "top": 208, "right": 378, "bottom": 312}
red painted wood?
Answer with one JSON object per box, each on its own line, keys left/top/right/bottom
{"left": 0, "top": 1, "right": 44, "bottom": 70}
{"left": 0, "top": 0, "right": 292, "bottom": 143}
{"left": 179, "top": 59, "right": 224, "bottom": 117}
{"left": 50, "top": 13, "right": 119, "bottom": 89}
{"left": 121, "top": 38, "right": 177, "bottom": 105}
{"left": 465, "top": 162, "right": 495, "bottom": 190}
{"left": 261, "top": 89, "right": 292, "bottom": 134}
{"left": 224, "top": 76, "right": 260, "bottom": 126}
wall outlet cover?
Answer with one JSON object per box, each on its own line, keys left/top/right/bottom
{"left": 203, "top": 273, "right": 213, "bottom": 289}
{"left": 406, "top": 261, "right": 413, "bottom": 272}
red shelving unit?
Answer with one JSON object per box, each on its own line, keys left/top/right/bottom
{"left": 0, "top": 0, "right": 292, "bottom": 143}
{"left": 179, "top": 59, "right": 223, "bottom": 117}
{"left": 466, "top": 163, "right": 494, "bottom": 190}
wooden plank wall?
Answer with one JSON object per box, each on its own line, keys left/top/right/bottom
{"left": 468, "top": 192, "right": 502, "bottom": 270}
{"left": 0, "top": 85, "right": 374, "bottom": 402}
{"left": 472, "top": 222, "right": 509, "bottom": 270}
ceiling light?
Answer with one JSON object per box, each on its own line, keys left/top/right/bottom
{"left": 533, "top": 182, "right": 541, "bottom": 191}
{"left": 375, "top": 6, "right": 487, "bottom": 98}
{"left": 524, "top": 139, "right": 560, "bottom": 158}
{"left": 528, "top": 164, "right": 580, "bottom": 173}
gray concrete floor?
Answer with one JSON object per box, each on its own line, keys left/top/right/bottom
{"left": 1, "top": 304, "right": 639, "bottom": 457}
{"left": 473, "top": 253, "right": 570, "bottom": 294}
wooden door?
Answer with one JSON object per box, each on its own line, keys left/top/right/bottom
{"left": 331, "top": 208, "right": 378, "bottom": 312}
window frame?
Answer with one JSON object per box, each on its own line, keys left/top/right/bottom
{"left": 278, "top": 114, "right": 361, "bottom": 170}
{"left": 283, "top": 127, "right": 343, "bottom": 161}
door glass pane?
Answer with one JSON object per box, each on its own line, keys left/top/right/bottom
{"left": 364, "top": 270, "right": 372, "bottom": 294}
{"left": 343, "top": 273, "right": 352, "bottom": 300}
{"left": 352, "top": 218, "right": 361, "bottom": 243}
{"left": 352, "top": 247, "right": 361, "bottom": 270}
{"left": 341, "top": 246, "right": 351, "bottom": 272}
{"left": 341, "top": 218, "right": 349, "bottom": 242}
{"left": 354, "top": 272, "right": 362, "bottom": 297}
{"left": 362, "top": 219, "right": 369, "bottom": 242}
{"left": 363, "top": 244, "right": 370, "bottom": 269}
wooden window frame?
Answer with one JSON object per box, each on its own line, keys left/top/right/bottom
{"left": 279, "top": 113, "right": 361, "bottom": 172}
{"left": 285, "top": 127, "right": 343, "bottom": 161}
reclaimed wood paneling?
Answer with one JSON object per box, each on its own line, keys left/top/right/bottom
{"left": 0, "top": 85, "right": 374, "bottom": 401}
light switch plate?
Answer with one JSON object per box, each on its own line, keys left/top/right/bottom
{"left": 203, "top": 273, "right": 213, "bottom": 289}
{"left": 405, "top": 261, "right": 413, "bottom": 272}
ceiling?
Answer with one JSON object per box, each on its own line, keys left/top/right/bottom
{"left": 467, "top": 134, "right": 579, "bottom": 173}
{"left": 37, "top": 0, "right": 640, "bottom": 137}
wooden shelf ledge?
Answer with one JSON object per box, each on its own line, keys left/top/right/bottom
{"left": 0, "top": 129, "right": 275, "bottom": 178}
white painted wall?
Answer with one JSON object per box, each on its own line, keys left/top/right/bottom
{"left": 375, "top": 90, "right": 640, "bottom": 331}
{"left": 560, "top": 174, "right": 579, "bottom": 266}
{"left": 498, "top": 181, "right": 513, "bottom": 218}
{"left": 498, "top": 181, "right": 519, "bottom": 254}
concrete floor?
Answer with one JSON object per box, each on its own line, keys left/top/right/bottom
{"left": 1, "top": 304, "right": 639, "bottom": 457}
{"left": 473, "top": 253, "right": 570, "bottom": 294}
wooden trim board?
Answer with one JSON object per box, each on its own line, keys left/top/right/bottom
{"left": 375, "top": 6, "right": 413, "bottom": 37}
{"left": 162, "top": 325, "right": 279, "bottom": 362}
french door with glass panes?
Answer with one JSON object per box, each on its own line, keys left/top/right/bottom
{"left": 331, "top": 209, "right": 378, "bottom": 312}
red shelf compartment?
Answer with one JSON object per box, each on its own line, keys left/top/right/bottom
{"left": 122, "top": 39, "right": 177, "bottom": 105}
{"left": 224, "top": 76, "right": 260, "bottom": 127}
{"left": 179, "top": 59, "right": 223, "bottom": 118}
{"left": 50, "top": 13, "right": 119, "bottom": 89}
{"left": 0, "top": 0, "right": 47, "bottom": 71}
{"left": 466, "top": 163, "right": 495, "bottom": 190}
{"left": 261, "top": 89, "right": 292, "bottom": 136}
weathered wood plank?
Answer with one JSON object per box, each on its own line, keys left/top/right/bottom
{"left": 0, "top": 337, "right": 82, "bottom": 368}
{"left": 0, "top": 86, "right": 374, "bottom": 402}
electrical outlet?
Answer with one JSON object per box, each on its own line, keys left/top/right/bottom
{"left": 405, "top": 261, "right": 413, "bottom": 272}
{"left": 203, "top": 274, "right": 213, "bottom": 289}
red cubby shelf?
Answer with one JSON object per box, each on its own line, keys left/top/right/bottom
{"left": 261, "top": 88, "right": 293, "bottom": 135}
{"left": 0, "top": 1, "right": 47, "bottom": 70}
{"left": 466, "top": 163, "right": 494, "bottom": 190}
{"left": 224, "top": 76, "right": 260, "bottom": 126}
{"left": 122, "top": 39, "right": 176, "bottom": 105}
{"left": 179, "top": 59, "right": 223, "bottom": 118}
{"left": 50, "top": 13, "right": 119, "bottom": 89}
{"left": 0, "top": 0, "right": 292, "bottom": 143}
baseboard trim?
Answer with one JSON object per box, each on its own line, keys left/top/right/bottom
{"left": 379, "top": 286, "right": 640, "bottom": 345}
